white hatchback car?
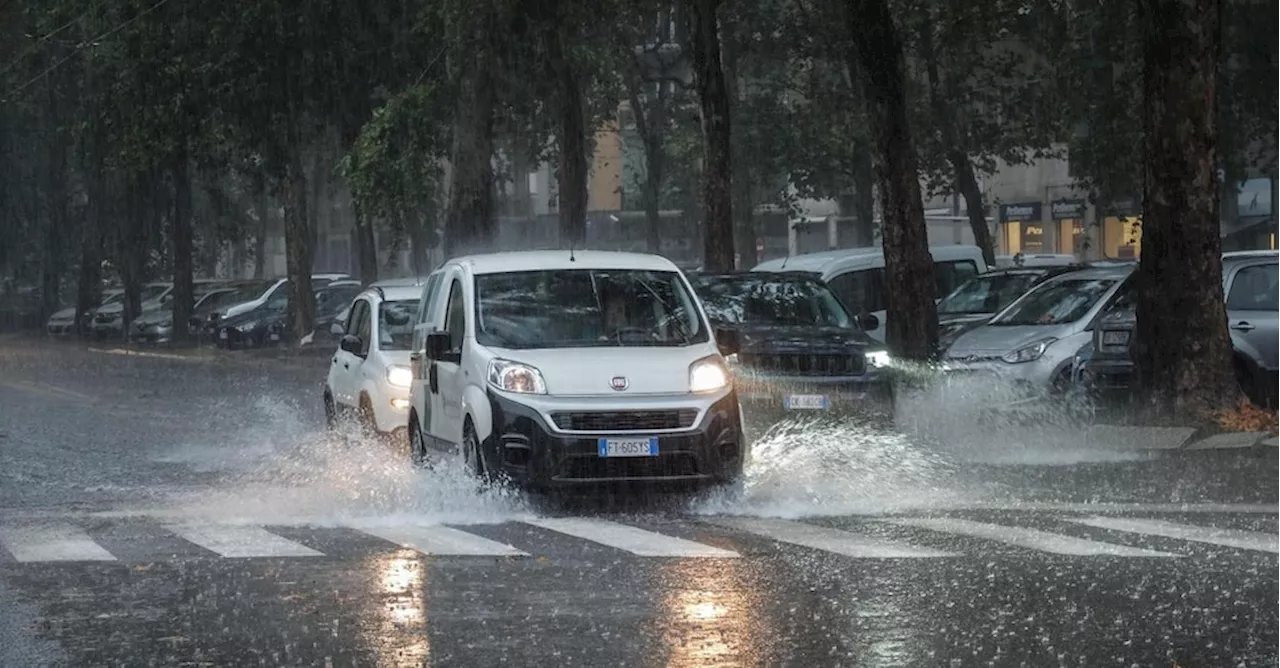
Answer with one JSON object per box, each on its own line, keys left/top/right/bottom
{"left": 406, "top": 250, "right": 746, "bottom": 492}
{"left": 323, "top": 284, "right": 422, "bottom": 437}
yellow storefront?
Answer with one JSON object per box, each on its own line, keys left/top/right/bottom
{"left": 1100, "top": 196, "right": 1143, "bottom": 259}
{"left": 1049, "top": 199, "right": 1088, "bottom": 258}
{"left": 998, "top": 202, "right": 1045, "bottom": 255}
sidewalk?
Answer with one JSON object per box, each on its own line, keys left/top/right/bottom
{"left": 1084, "top": 424, "right": 1279, "bottom": 454}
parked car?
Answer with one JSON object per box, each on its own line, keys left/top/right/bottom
{"left": 130, "top": 283, "right": 242, "bottom": 343}
{"left": 1077, "top": 251, "right": 1278, "bottom": 406}
{"left": 46, "top": 289, "right": 123, "bottom": 335}
{"left": 752, "top": 244, "right": 988, "bottom": 342}
{"left": 937, "top": 264, "right": 1093, "bottom": 349}
{"left": 91, "top": 282, "right": 176, "bottom": 338}
{"left": 943, "top": 264, "right": 1135, "bottom": 392}
{"left": 313, "top": 280, "right": 365, "bottom": 343}
{"left": 203, "top": 273, "right": 350, "bottom": 335}
{"left": 406, "top": 250, "right": 744, "bottom": 492}
{"left": 685, "top": 271, "right": 891, "bottom": 417}
{"left": 323, "top": 284, "right": 421, "bottom": 438}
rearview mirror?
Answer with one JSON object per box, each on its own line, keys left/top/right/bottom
{"left": 714, "top": 328, "right": 740, "bottom": 356}
{"left": 857, "top": 313, "right": 880, "bottom": 331}
{"left": 339, "top": 334, "right": 362, "bottom": 356}
{"left": 425, "top": 332, "right": 449, "bottom": 360}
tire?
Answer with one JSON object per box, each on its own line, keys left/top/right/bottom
{"left": 463, "top": 421, "right": 501, "bottom": 488}
{"left": 358, "top": 394, "right": 377, "bottom": 437}
{"left": 323, "top": 390, "right": 337, "bottom": 430}
{"left": 409, "top": 415, "right": 428, "bottom": 468}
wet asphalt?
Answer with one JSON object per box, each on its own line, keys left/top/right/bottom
{"left": 0, "top": 336, "right": 1276, "bottom": 667}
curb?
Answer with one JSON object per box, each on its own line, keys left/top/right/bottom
{"left": 1086, "top": 424, "right": 1279, "bottom": 454}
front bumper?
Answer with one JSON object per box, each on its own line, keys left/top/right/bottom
{"left": 733, "top": 370, "right": 890, "bottom": 411}
{"left": 484, "top": 389, "right": 745, "bottom": 490}
{"left": 46, "top": 321, "right": 75, "bottom": 335}
{"left": 1079, "top": 358, "right": 1135, "bottom": 390}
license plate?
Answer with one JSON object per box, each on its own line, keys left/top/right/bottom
{"left": 785, "top": 394, "right": 829, "bottom": 409}
{"left": 219, "top": 330, "right": 228, "bottom": 339}
{"left": 598, "top": 437, "right": 659, "bottom": 458}
{"left": 1102, "top": 330, "right": 1130, "bottom": 346}
{"left": 269, "top": 332, "right": 280, "bottom": 341}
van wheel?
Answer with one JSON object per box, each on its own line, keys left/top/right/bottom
{"left": 463, "top": 421, "right": 485, "bottom": 478}
{"left": 409, "top": 415, "right": 427, "bottom": 468}
{"left": 358, "top": 394, "right": 377, "bottom": 436}
{"left": 323, "top": 390, "right": 337, "bottom": 430}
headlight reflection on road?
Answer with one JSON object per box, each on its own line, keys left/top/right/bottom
{"left": 362, "top": 550, "right": 429, "bottom": 667}
{"left": 658, "top": 556, "right": 765, "bottom": 667}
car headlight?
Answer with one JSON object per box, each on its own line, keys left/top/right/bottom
{"left": 386, "top": 365, "right": 412, "bottom": 389}
{"left": 724, "top": 353, "right": 739, "bottom": 366}
{"left": 487, "top": 359, "right": 547, "bottom": 394}
{"left": 238, "top": 321, "right": 259, "bottom": 332}
{"left": 1001, "top": 338, "right": 1057, "bottom": 364}
{"left": 689, "top": 357, "right": 730, "bottom": 393}
{"left": 865, "top": 350, "right": 892, "bottom": 368}
{"left": 160, "top": 318, "right": 173, "bottom": 328}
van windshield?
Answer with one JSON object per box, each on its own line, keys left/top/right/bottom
{"left": 474, "top": 269, "right": 708, "bottom": 349}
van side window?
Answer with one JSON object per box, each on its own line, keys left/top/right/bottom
{"left": 827, "top": 269, "right": 887, "bottom": 314}
{"left": 345, "top": 300, "right": 367, "bottom": 336}
{"left": 444, "top": 279, "right": 465, "bottom": 353}
{"left": 936, "top": 260, "right": 980, "bottom": 299}
{"left": 1227, "top": 264, "right": 1279, "bottom": 311}
{"left": 418, "top": 273, "right": 441, "bottom": 326}
{"left": 354, "top": 299, "right": 373, "bottom": 356}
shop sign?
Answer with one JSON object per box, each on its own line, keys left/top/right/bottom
{"left": 1050, "top": 199, "right": 1087, "bottom": 220}
{"left": 999, "top": 202, "right": 1042, "bottom": 222}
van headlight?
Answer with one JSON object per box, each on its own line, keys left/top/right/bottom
{"left": 488, "top": 359, "right": 547, "bottom": 394}
{"left": 1001, "top": 338, "right": 1057, "bottom": 364}
{"left": 386, "top": 365, "right": 413, "bottom": 388}
{"left": 865, "top": 350, "right": 891, "bottom": 368}
{"left": 689, "top": 357, "right": 730, "bottom": 393}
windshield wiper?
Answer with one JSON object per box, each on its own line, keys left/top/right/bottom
{"left": 635, "top": 278, "right": 691, "bottom": 345}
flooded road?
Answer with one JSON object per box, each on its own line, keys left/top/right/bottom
{"left": 1, "top": 338, "right": 1276, "bottom": 666}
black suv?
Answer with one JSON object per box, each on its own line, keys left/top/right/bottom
{"left": 686, "top": 271, "right": 892, "bottom": 422}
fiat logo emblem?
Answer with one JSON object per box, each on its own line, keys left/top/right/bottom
{"left": 610, "top": 376, "right": 629, "bottom": 391}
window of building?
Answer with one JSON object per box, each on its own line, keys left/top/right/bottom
{"left": 1103, "top": 216, "right": 1143, "bottom": 259}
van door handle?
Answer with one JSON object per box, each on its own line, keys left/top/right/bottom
{"left": 1231, "top": 321, "right": 1256, "bottom": 332}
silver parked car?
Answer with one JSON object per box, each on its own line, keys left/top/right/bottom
{"left": 942, "top": 265, "right": 1135, "bottom": 391}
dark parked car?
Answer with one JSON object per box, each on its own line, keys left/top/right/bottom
{"left": 686, "top": 271, "right": 891, "bottom": 419}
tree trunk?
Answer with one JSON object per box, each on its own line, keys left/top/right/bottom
{"left": 851, "top": 141, "right": 876, "bottom": 246}
{"left": 170, "top": 155, "right": 195, "bottom": 343}
{"left": 548, "top": 23, "right": 589, "bottom": 248}
{"left": 443, "top": 27, "right": 497, "bottom": 259}
{"left": 846, "top": 0, "right": 938, "bottom": 360}
{"left": 282, "top": 152, "right": 316, "bottom": 344}
{"left": 625, "top": 66, "right": 667, "bottom": 255}
{"left": 688, "top": 0, "right": 735, "bottom": 272}
{"left": 252, "top": 172, "right": 269, "bottom": 279}
{"left": 1132, "top": 0, "right": 1238, "bottom": 415}
{"left": 918, "top": 12, "right": 996, "bottom": 266}
{"left": 733, "top": 181, "right": 755, "bottom": 269}
{"left": 353, "top": 208, "right": 378, "bottom": 284}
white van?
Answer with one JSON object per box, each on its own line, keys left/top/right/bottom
{"left": 752, "top": 245, "right": 988, "bottom": 342}
{"left": 406, "top": 250, "right": 746, "bottom": 491}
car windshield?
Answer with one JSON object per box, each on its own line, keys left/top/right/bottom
{"left": 475, "top": 269, "right": 707, "bottom": 348}
{"left": 691, "top": 275, "right": 853, "bottom": 328}
{"left": 194, "top": 290, "right": 237, "bottom": 313}
{"left": 939, "top": 273, "right": 1044, "bottom": 315}
{"left": 217, "top": 281, "right": 274, "bottom": 307}
{"left": 140, "top": 284, "right": 170, "bottom": 302}
{"left": 379, "top": 300, "right": 417, "bottom": 350}
{"left": 101, "top": 292, "right": 124, "bottom": 305}
{"left": 990, "top": 277, "right": 1118, "bottom": 326}
{"left": 317, "top": 285, "right": 362, "bottom": 317}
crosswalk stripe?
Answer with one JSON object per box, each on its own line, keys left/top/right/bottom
{"left": 352, "top": 524, "right": 528, "bottom": 557}
{"left": 886, "top": 517, "right": 1180, "bottom": 557}
{"left": 709, "top": 517, "right": 955, "bottom": 558}
{"left": 1069, "top": 516, "right": 1280, "bottom": 554}
{"left": 525, "top": 518, "right": 739, "bottom": 558}
{"left": 0, "top": 524, "right": 117, "bottom": 562}
{"left": 164, "top": 523, "right": 324, "bottom": 558}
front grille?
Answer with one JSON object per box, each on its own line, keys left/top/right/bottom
{"left": 557, "top": 453, "right": 701, "bottom": 480}
{"left": 738, "top": 353, "right": 865, "bottom": 376}
{"left": 549, "top": 409, "right": 698, "bottom": 431}
{"left": 94, "top": 313, "right": 115, "bottom": 323}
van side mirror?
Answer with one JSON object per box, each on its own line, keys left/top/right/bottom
{"left": 714, "top": 328, "right": 740, "bottom": 356}
{"left": 425, "top": 332, "right": 449, "bottom": 360}
{"left": 856, "top": 313, "right": 880, "bottom": 331}
{"left": 339, "top": 334, "right": 363, "bottom": 356}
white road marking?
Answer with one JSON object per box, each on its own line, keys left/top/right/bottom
{"left": 1070, "top": 516, "right": 1280, "bottom": 554}
{"left": 164, "top": 523, "right": 323, "bottom": 558}
{"left": 352, "top": 524, "right": 528, "bottom": 557}
{"left": 887, "top": 517, "right": 1179, "bottom": 557}
{"left": 525, "top": 518, "right": 739, "bottom": 558}
{"left": 936, "top": 502, "right": 1278, "bottom": 515}
{"left": 710, "top": 517, "right": 955, "bottom": 558}
{"left": 0, "top": 524, "right": 117, "bottom": 562}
